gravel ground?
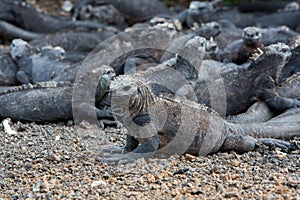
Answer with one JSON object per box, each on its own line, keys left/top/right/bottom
{"left": 1, "top": 120, "right": 299, "bottom": 199}
{"left": 1, "top": 1, "right": 299, "bottom": 199}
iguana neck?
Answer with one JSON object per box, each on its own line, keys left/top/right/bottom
{"left": 129, "top": 83, "right": 155, "bottom": 118}
{"left": 251, "top": 53, "right": 286, "bottom": 84}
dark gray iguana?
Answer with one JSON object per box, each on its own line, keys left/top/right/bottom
{"left": 100, "top": 74, "right": 300, "bottom": 164}
{"left": 72, "top": 0, "right": 172, "bottom": 25}
{"left": 10, "top": 39, "right": 71, "bottom": 84}
{"left": 0, "top": 81, "right": 73, "bottom": 122}
{"left": 227, "top": 72, "right": 300, "bottom": 123}
{"left": 0, "top": 65, "right": 115, "bottom": 122}
{"left": 193, "top": 43, "right": 300, "bottom": 116}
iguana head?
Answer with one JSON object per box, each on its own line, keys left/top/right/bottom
{"left": 110, "top": 75, "right": 154, "bottom": 118}
{"left": 254, "top": 43, "right": 291, "bottom": 83}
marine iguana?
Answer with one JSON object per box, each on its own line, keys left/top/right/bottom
{"left": 193, "top": 43, "right": 300, "bottom": 116}
{"left": 72, "top": 0, "right": 172, "bottom": 25}
{"left": 10, "top": 39, "right": 71, "bottom": 84}
{"left": 227, "top": 72, "right": 300, "bottom": 123}
{"left": 100, "top": 74, "right": 300, "bottom": 164}
{"left": 0, "top": 65, "right": 115, "bottom": 122}
{"left": 173, "top": 0, "right": 222, "bottom": 29}
{"left": 0, "top": 81, "right": 73, "bottom": 122}
{"left": 0, "top": 0, "right": 110, "bottom": 36}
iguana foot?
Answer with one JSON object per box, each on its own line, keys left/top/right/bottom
{"left": 100, "top": 145, "right": 127, "bottom": 154}
{"left": 101, "top": 153, "right": 136, "bottom": 165}
{"left": 78, "top": 103, "right": 113, "bottom": 119}
{"left": 101, "top": 152, "right": 152, "bottom": 165}
{"left": 16, "top": 71, "right": 30, "bottom": 84}
{"left": 100, "top": 145, "right": 136, "bottom": 165}
{"left": 256, "top": 138, "right": 291, "bottom": 152}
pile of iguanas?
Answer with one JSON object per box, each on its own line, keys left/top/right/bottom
{"left": 0, "top": 0, "right": 300, "bottom": 164}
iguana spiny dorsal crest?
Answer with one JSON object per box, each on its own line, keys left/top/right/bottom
{"left": 0, "top": 81, "right": 72, "bottom": 95}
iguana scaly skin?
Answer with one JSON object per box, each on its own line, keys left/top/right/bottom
{"left": 0, "top": 81, "right": 73, "bottom": 122}
{"left": 72, "top": 0, "right": 172, "bottom": 24}
{"left": 227, "top": 72, "right": 300, "bottom": 123}
{"left": 0, "top": 65, "right": 115, "bottom": 122}
{"left": 193, "top": 43, "right": 297, "bottom": 116}
{"left": 100, "top": 74, "right": 300, "bottom": 164}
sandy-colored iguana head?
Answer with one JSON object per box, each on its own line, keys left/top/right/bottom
{"left": 110, "top": 75, "right": 154, "bottom": 118}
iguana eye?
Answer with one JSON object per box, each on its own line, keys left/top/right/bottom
{"left": 213, "top": 24, "right": 220, "bottom": 29}
{"left": 122, "top": 86, "right": 131, "bottom": 91}
{"left": 281, "top": 47, "right": 289, "bottom": 53}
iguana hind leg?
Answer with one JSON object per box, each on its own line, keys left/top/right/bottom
{"left": 221, "top": 135, "right": 294, "bottom": 153}
{"left": 221, "top": 135, "right": 257, "bottom": 153}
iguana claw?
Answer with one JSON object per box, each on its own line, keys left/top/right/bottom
{"left": 101, "top": 152, "right": 145, "bottom": 165}
{"left": 100, "top": 145, "right": 127, "bottom": 154}
{"left": 257, "top": 138, "right": 291, "bottom": 152}
{"left": 294, "top": 99, "right": 300, "bottom": 107}
{"left": 99, "top": 119, "right": 123, "bottom": 129}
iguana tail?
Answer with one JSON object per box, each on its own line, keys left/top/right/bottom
{"left": 228, "top": 121, "right": 300, "bottom": 140}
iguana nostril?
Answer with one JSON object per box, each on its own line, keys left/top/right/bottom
{"left": 122, "top": 86, "right": 131, "bottom": 91}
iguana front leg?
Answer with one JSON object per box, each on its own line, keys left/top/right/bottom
{"left": 101, "top": 134, "right": 159, "bottom": 165}
{"left": 265, "top": 95, "right": 300, "bottom": 111}
{"left": 260, "top": 88, "right": 300, "bottom": 111}
{"left": 16, "top": 70, "right": 31, "bottom": 84}
{"left": 100, "top": 134, "right": 139, "bottom": 155}
{"left": 78, "top": 103, "right": 122, "bottom": 128}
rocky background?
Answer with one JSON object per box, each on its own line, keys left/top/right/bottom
{"left": 1, "top": 0, "right": 300, "bottom": 199}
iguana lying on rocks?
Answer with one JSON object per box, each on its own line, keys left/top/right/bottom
{"left": 0, "top": 81, "right": 73, "bottom": 122}
{"left": 72, "top": 0, "right": 172, "bottom": 25}
{"left": 0, "top": 0, "right": 110, "bottom": 37}
{"left": 223, "top": 26, "right": 264, "bottom": 64}
{"left": 0, "top": 65, "right": 115, "bottom": 122}
{"left": 227, "top": 72, "right": 300, "bottom": 123}
{"left": 10, "top": 39, "right": 71, "bottom": 84}
{"left": 101, "top": 74, "right": 300, "bottom": 164}
{"left": 193, "top": 43, "right": 300, "bottom": 116}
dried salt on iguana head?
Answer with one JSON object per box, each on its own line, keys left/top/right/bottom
{"left": 110, "top": 75, "right": 154, "bottom": 118}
